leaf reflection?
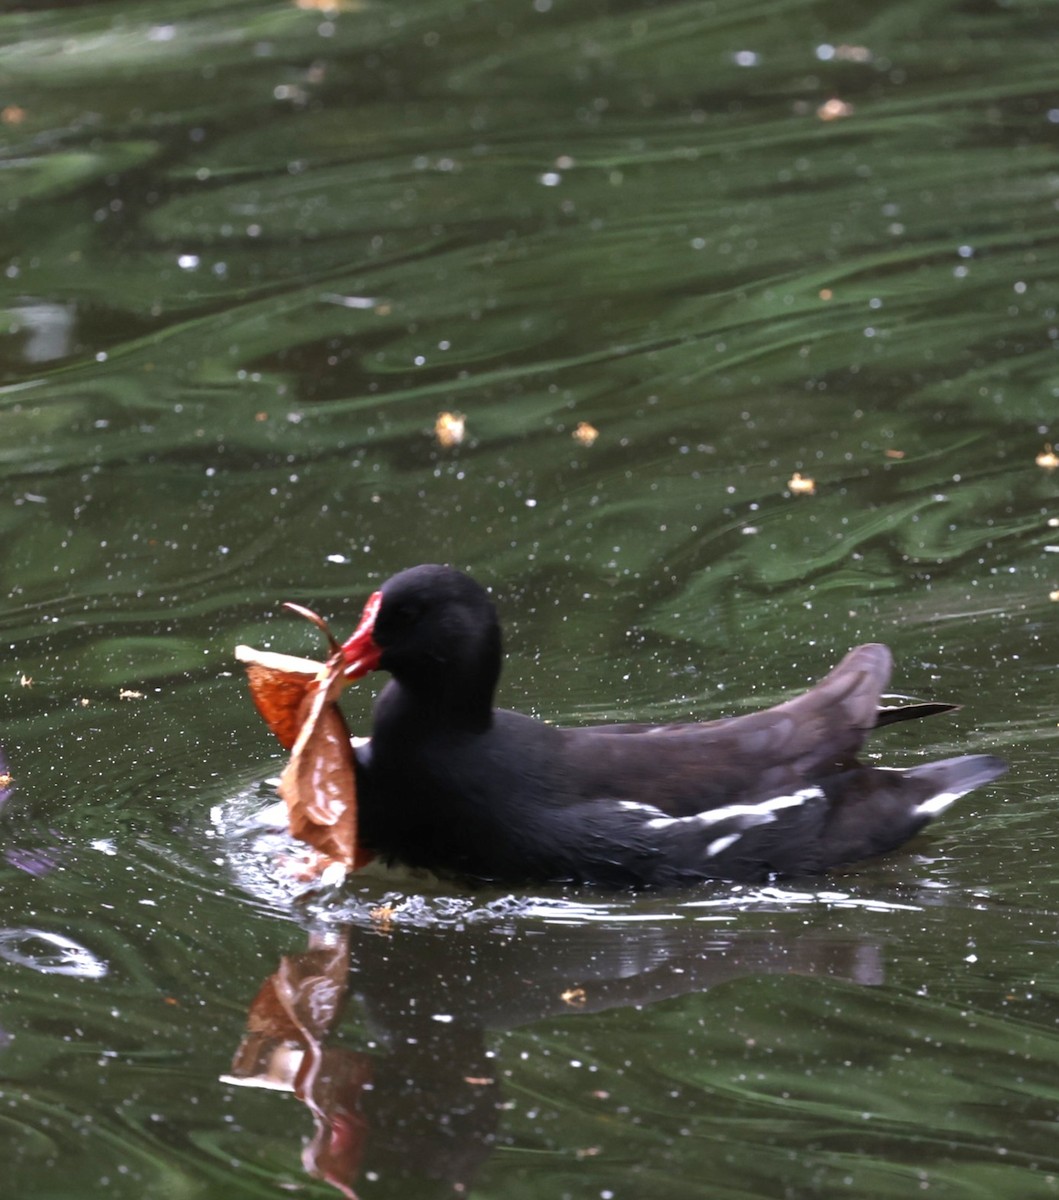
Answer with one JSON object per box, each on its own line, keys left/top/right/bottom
{"left": 224, "top": 917, "right": 885, "bottom": 1195}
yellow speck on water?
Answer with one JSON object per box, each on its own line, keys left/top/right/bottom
{"left": 572, "top": 421, "right": 599, "bottom": 446}
{"left": 817, "top": 98, "right": 854, "bottom": 121}
{"left": 788, "top": 471, "right": 816, "bottom": 495}
{"left": 294, "top": 0, "right": 361, "bottom": 11}
{"left": 370, "top": 904, "right": 396, "bottom": 932}
{"left": 435, "top": 411, "right": 466, "bottom": 447}
{"left": 1036, "top": 444, "right": 1059, "bottom": 470}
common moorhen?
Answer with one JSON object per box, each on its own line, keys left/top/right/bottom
{"left": 340, "top": 564, "right": 1006, "bottom": 888}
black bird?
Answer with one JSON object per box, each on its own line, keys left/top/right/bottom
{"left": 339, "top": 564, "right": 1006, "bottom": 888}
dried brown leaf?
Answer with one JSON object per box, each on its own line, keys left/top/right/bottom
{"left": 279, "top": 657, "right": 358, "bottom": 869}
{"left": 237, "top": 643, "right": 371, "bottom": 874}
{"left": 236, "top": 646, "right": 325, "bottom": 750}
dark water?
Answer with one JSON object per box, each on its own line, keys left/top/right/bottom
{"left": 2, "top": 0, "right": 1058, "bottom": 1196}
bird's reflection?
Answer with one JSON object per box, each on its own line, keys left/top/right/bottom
{"left": 224, "top": 909, "right": 884, "bottom": 1196}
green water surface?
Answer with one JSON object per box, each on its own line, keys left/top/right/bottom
{"left": 1, "top": 1, "right": 1057, "bottom": 1197}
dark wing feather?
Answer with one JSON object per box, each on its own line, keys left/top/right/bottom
{"left": 561, "top": 644, "right": 894, "bottom": 815}
{"left": 874, "top": 702, "right": 958, "bottom": 727}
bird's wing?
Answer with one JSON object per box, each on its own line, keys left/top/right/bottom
{"left": 560, "top": 644, "right": 895, "bottom": 815}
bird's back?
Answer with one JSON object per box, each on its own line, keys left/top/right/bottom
{"left": 561, "top": 643, "right": 893, "bottom": 815}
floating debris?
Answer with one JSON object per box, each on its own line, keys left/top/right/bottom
{"left": 572, "top": 421, "right": 599, "bottom": 447}
{"left": 816, "top": 43, "right": 873, "bottom": 63}
{"left": 320, "top": 292, "right": 377, "bottom": 309}
{"left": 1036, "top": 443, "right": 1058, "bottom": 470}
{"left": 119, "top": 689, "right": 145, "bottom": 700}
{"left": 788, "top": 471, "right": 816, "bottom": 495}
{"left": 435, "top": 411, "right": 466, "bottom": 447}
{"left": 818, "top": 98, "right": 855, "bottom": 121}
{"left": 884, "top": 449, "right": 905, "bottom": 459}
{"left": 819, "top": 288, "right": 833, "bottom": 300}
{"left": 370, "top": 903, "right": 397, "bottom": 932}
{"left": 294, "top": 0, "right": 361, "bottom": 11}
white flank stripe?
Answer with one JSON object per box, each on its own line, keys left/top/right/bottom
{"left": 914, "top": 790, "right": 963, "bottom": 817}
{"left": 616, "top": 799, "right": 668, "bottom": 818}
{"left": 646, "top": 811, "right": 774, "bottom": 831}
{"left": 646, "top": 786, "right": 824, "bottom": 831}
{"left": 706, "top": 833, "right": 742, "bottom": 858}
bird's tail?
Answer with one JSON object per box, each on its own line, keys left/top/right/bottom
{"left": 901, "top": 753, "right": 1008, "bottom": 819}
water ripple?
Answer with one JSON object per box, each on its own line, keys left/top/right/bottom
{"left": 0, "top": 928, "right": 108, "bottom": 978}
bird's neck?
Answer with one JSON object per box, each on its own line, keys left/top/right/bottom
{"left": 374, "top": 671, "right": 496, "bottom": 737}
{"left": 377, "top": 623, "right": 501, "bottom": 735}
